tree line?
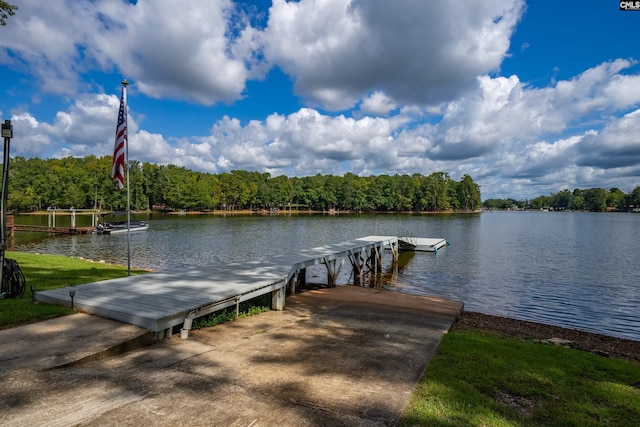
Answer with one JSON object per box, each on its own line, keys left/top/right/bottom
{"left": 6, "top": 156, "right": 482, "bottom": 213}
{"left": 484, "top": 187, "right": 640, "bottom": 212}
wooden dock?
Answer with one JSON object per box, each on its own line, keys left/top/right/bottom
{"left": 34, "top": 236, "right": 403, "bottom": 339}
{"left": 7, "top": 209, "right": 99, "bottom": 236}
{"left": 12, "top": 224, "right": 94, "bottom": 234}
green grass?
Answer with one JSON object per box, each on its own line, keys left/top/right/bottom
{"left": 400, "top": 331, "right": 640, "bottom": 426}
{"left": 192, "top": 294, "right": 271, "bottom": 329}
{"left": 0, "top": 251, "right": 145, "bottom": 328}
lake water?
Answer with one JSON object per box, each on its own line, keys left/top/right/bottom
{"left": 10, "top": 211, "right": 640, "bottom": 341}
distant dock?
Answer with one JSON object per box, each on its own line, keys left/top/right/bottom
{"left": 35, "top": 235, "right": 446, "bottom": 340}
{"left": 8, "top": 208, "right": 99, "bottom": 236}
{"left": 11, "top": 224, "right": 94, "bottom": 234}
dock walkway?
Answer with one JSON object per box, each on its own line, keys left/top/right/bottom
{"left": 35, "top": 236, "right": 401, "bottom": 338}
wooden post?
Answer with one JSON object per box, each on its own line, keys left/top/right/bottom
{"left": 374, "top": 245, "right": 382, "bottom": 272}
{"left": 370, "top": 248, "right": 378, "bottom": 273}
{"left": 390, "top": 241, "right": 398, "bottom": 263}
{"left": 325, "top": 258, "right": 344, "bottom": 287}
{"left": 348, "top": 248, "right": 366, "bottom": 285}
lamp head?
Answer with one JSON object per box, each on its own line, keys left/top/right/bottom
{"left": 1, "top": 120, "right": 12, "bottom": 139}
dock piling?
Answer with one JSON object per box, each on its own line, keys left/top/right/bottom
{"left": 272, "top": 285, "right": 285, "bottom": 310}
{"left": 324, "top": 258, "right": 344, "bottom": 288}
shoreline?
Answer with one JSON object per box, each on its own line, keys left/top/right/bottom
{"left": 454, "top": 311, "right": 640, "bottom": 361}
{"left": 14, "top": 208, "right": 469, "bottom": 216}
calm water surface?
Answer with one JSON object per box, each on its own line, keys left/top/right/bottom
{"left": 12, "top": 212, "right": 640, "bottom": 341}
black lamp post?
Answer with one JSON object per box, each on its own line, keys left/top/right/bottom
{"left": 0, "top": 120, "right": 13, "bottom": 295}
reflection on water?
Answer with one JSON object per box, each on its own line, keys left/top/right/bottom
{"left": 11, "top": 212, "right": 640, "bottom": 341}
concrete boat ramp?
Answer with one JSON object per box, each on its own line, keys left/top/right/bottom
{"left": 2, "top": 287, "right": 463, "bottom": 426}
{"left": 34, "top": 235, "right": 445, "bottom": 339}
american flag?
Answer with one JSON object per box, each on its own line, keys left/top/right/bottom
{"left": 111, "top": 85, "right": 127, "bottom": 190}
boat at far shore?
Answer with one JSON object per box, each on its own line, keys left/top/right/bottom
{"left": 95, "top": 220, "right": 149, "bottom": 235}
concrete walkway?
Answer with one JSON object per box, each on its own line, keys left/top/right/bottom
{"left": 0, "top": 286, "right": 463, "bottom": 426}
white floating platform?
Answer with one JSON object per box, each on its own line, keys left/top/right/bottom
{"left": 398, "top": 237, "right": 449, "bottom": 252}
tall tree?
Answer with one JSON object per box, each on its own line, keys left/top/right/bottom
{"left": 181, "top": 172, "right": 214, "bottom": 210}
{"left": 163, "top": 165, "right": 189, "bottom": 210}
{"left": 607, "top": 188, "right": 625, "bottom": 210}
{"left": 423, "top": 172, "right": 452, "bottom": 211}
{"left": 395, "top": 174, "right": 416, "bottom": 211}
{"left": 627, "top": 186, "right": 640, "bottom": 209}
{"left": 0, "top": 1, "right": 17, "bottom": 26}
{"left": 371, "top": 175, "right": 396, "bottom": 211}
{"left": 584, "top": 188, "right": 607, "bottom": 212}
{"left": 551, "top": 189, "right": 573, "bottom": 210}
{"left": 142, "top": 162, "right": 168, "bottom": 209}
{"left": 457, "top": 174, "right": 481, "bottom": 211}
{"left": 267, "top": 175, "right": 294, "bottom": 209}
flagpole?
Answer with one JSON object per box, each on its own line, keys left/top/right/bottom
{"left": 122, "top": 79, "right": 131, "bottom": 276}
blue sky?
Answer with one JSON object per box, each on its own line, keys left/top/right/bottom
{"left": 1, "top": 0, "right": 639, "bottom": 200}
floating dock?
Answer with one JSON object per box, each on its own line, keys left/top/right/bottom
{"left": 398, "top": 237, "right": 449, "bottom": 252}
{"left": 34, "top": 235, "right": 444, "bottom": 339}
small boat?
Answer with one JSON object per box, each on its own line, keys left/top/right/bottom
{"left": 398, "top": 237, "right": 449, "bottom": 253}
{"left": 95, "top": 220, "right": 149, "bottom": 235}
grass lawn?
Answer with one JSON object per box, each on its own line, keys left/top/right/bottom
{"left": 0, "top": 251, "right": 144, "bottom": 328}
{"left": 400, "top": 330, "right": 640, "bottom": 426}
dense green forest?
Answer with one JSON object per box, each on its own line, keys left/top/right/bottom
{"left": 5, "top": 156, "right": 482, "bottom": 213}
{"left": 484, "top": 187, "right": 640, "bottom": 212}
